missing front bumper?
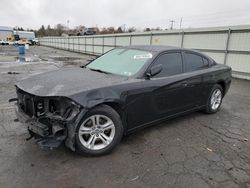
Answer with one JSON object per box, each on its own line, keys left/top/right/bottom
{"left": 15, "top": 104, "right": 67, "bottom": 150}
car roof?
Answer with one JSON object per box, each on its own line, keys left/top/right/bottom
{"left": 121, "top": 45, "right": 181, "bottom": 52}
{"left": 120, "top": 45, "right": 214, "bottom": 61}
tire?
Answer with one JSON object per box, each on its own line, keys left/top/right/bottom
{"left": 75, "top": 104, "right": 123, "bottom": 156}
{"left": 205, "top": 84, "right": 223, "bottom": 114}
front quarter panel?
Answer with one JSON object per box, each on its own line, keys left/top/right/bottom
{"left": 69, "top": 85, "right": 127, "bottom": 109}
{"left": 68, "top": 79, "right": 146, "bottom": 132}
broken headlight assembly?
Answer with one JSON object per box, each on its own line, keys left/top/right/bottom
{"left": 16, "top": 88, "right": 82, "bottom": 122}
{"left": 28, "top": 96, "right": 81, "bottom": 149}
{"left": 16, "top": 88, "right": 81, "bottom": 121}
{"left": 40, "top": 97, "right": 81, "bottom": 121}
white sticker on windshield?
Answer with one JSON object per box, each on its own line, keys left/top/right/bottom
{"left": 124, "top": 71, "right": 132, "bottom": 76}
{"left": 134, "top": 53, "right": 153, "bottom": 59}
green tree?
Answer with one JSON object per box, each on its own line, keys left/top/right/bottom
{"left": 36, "top": 25, "right": 46, "bottom": 37}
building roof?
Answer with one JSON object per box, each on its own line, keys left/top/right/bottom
{"left": 0, "top": 26, "right": 13, "bottom": 31}
{"left": 13, "top": 30, "right": 35, "bottom": 35}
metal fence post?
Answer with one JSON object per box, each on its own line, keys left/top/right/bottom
{"left": 181, "top": 31, "right": 184, "bottom": 48}
{"left": 102, "top": 36, "right": 104, "bottom": 54}
{"left": 92, "top": 37, "right": 94, "bottom": 54}
{"left": 64, "top": 37, "right": 65, "bottom": 49}
{"left": 114, "top": 36, "right": 117, "bottom": 47}
{"left": 224, "top": 28, "right": 231, "bottom": 65}
{"left": 78, "top": 37, "right": 80, "bottom": 52}
{"left": 150, "top": 32, "right": 153, "bottom": 45}
{"left": 84, "top": 37, "right": 86, "bottom": 53}
{"left": 129, "top": 34, "right": 132, "bottom": 46}
{"left": 68, "top": 37, "right": 70, "bottom": 51}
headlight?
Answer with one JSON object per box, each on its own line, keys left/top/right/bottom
{"left": 48, "top": 98, "right": 81, "bottom": 121}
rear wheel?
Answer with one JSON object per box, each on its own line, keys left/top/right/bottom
{"left": 205, "top": 84, "right": 223, "bottom": 114}
{"left": 75, "top": 105, "right": 123, "bottom": 156}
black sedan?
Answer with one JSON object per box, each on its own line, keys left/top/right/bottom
{"left": 13, "top": 45, "right": 231, "bottom": 156}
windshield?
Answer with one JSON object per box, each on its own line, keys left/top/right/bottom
{"left": 86, "top": 48, "right": 154, "bottom": 76}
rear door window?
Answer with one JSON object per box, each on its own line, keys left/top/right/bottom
{"left": 184, "top": 52, "right": 206, "bottom": 72}
{"left": 203, "top": 57, "right": 209, "bottom": 67}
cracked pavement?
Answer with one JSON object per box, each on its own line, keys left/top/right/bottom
{"left": 0, "top": 46, "right": 250, "bottom": 188}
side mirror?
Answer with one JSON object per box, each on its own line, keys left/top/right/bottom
{"left": 146, "top": 64, "right": 163, "bottom": 78}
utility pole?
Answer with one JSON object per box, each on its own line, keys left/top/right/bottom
{"left": 67, "top": 20, "right": 70, "bottom": 28}
{"left": 170, "top": 20, "right": 175, "bottom": 30}
{"left": 67, "top": 20, "right": 70, "bottom": 33}
{"left": 123, "top": 24, "right": 126, "bottom": 32}
{"left": 178, "top": 17, "right": 183, "bottom": 47}
{"left": 179, "top": 17, "right": 183, "bottom": 29}
{"left": 15, "top": 25, "right": 18, "bottom": 36}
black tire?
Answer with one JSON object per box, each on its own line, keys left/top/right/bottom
{"left": 204, "top": 84, "right": 223, "bottom": 114}
{"left": 75, "top": 104, "right": 123, "bottom": 156}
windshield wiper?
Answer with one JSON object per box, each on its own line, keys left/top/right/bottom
{"left": 89, "top": 68, "right": 111, "bottom": 74}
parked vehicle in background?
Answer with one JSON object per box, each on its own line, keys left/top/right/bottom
{"left": 82, "top": 28, "right": 96, "bottom": 35}
{"left": 28, "top": 38, "right": 39, "bottom": 45}
{"left": 14, "top": 39, "right": 32, "bottom": 45}
{"left": 0, "top": 39, "right": 8, "bottom": 45}
{"left": 7, "top": 32, "right": 37, "bottom": 46}
{"left": 33, "top": 38, "right": 39, "bottom": 45}
{"left": 6, "top": 34, "right": 20, "bottom": 45}
{"left": 12, "top": 45, "right": 231, "bottom": 156}
{"left": 7, "top": 34, "right": 20, "bottom": 42}
{"left": 12, "top": 31, "right": 35, "bottom": 45}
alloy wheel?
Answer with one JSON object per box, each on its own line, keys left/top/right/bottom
{"left": 210, "top": 89, "right": 222, "bottom": 111}
{"left": 78, "top": 115, "right": 115, "bottom": 150}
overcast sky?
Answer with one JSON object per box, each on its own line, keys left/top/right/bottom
{"left": 1, "top": 0, "right": 250, "bottom": 30}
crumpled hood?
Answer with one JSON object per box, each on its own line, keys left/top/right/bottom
{"left": 17, "top": 67, "right": 128, "bottom": 97}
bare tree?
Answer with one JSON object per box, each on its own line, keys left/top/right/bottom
{"left": 128, "top": 27, "right": 136, "bottom": 33}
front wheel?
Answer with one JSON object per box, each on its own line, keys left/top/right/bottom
{"left": 205, "top": 84, "right": 223, "bottom": 114}
{"left": 75, "top": 105, "right": 123, "bottom": 156}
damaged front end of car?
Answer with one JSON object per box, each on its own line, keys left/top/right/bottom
{"left": 13, "top": 87, "right": 83, "bottom": 150}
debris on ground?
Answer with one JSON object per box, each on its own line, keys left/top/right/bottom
{"left": 131, "top": 150, "right": 143, "bottom": 155}
{"left": 207, "top": 148, "right": 213, "bottom": 152}
{"left": 130, "top": 176, "right": 139, "bottom": 181}
{"left": 241, "top": 138, "right": 248, "bottom": 142}
{"left": 7, "top": 71, "right": 20, "bottom": 74}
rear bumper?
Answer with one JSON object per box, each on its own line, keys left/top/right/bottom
{"left": 15, "top": 104, "right": 67, "bottom": 149}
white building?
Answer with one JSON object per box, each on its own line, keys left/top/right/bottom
{"left": 0, "top": 26, "right": 13, "bottom": 40}
{"left": 0, "top": 26, "right": 35, "bottom": 41}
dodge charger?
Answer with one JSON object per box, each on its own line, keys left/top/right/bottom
{"left": 12, "top": 45, "right": 231, "bottom": 156}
